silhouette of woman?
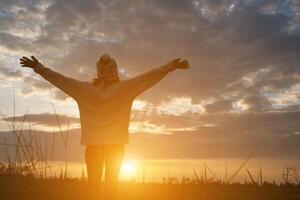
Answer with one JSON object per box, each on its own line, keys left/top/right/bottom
{"left": 19, "top": 54, "right": 189, "bottom": 198}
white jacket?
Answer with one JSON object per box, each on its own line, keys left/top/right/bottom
{"left": 34, "top": 63, "right": 177, "bottom": 145}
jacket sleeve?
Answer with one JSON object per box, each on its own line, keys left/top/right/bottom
{"left": 125, "top": 64, "right": 177, "bottom": 98}
{"left": 33, "top": 63, "right": 88, "bottom": 100}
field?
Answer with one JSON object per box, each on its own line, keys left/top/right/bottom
{"left": 0, "top": 173, "right": 300, "bottom": 200}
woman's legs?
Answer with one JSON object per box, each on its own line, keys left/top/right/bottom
{"left": 85, "top": 146, "right": 105, "bottom": 198}
{"left": 105, "top": 144, "right": 125, "bottom": 198}
{"left": 85, "top": 144, "right": 125, "bottom": 199}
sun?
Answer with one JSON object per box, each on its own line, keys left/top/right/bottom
{"left": 121, "top": 160, "right": 137, "bottom": 177}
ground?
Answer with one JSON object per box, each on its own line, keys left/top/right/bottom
{"left": 0, "top": 175, "right": 300, "bottom": 200}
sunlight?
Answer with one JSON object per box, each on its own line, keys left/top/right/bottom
{"left": 120, "top": 160, "right": 137, "bottom": 178}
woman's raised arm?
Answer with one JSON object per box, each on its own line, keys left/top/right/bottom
{"left": 124, "top": 58, "right": 189, "bottom": 99}
{"left": 20, "top": 56, "right": 88, "bottom": 100}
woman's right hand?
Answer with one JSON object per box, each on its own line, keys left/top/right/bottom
{"left": 20, "top": 56, "right": 40, "bottom": 69}
{"left": 168, "top": 58, "right": 190, "bottom": 70}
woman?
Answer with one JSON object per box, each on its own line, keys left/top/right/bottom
{"left": 19, "top": 54, "right": 189, "bottom": 198}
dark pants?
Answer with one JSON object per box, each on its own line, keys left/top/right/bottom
{"left": 85, "top": 144, "right": 125, "bottom": 198}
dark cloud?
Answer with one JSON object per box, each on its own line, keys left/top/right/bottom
{"left": 0, "top": 32, "right": 32, "bottom": 52}
{"left": 0, "top": 67, "right": 23, "bottom": 80}
{"left": 1, "top": 111, "right": 300, "bottom": 160}
{"left": 129, "top": 111, "right": 300, "bottom": 158}
{"left": 132, "top": 111, "right": 202, "bottom": 129}
{"left": 18, "top": 76, "right": 72, "bottom": 101}
{"left": 241, "top": 94, "right": 272, "bottom": 111}
{"left": 1, "top": 109, "right": 300, "bottom": 159}
{"left": 204, "top": 99, "right": 233, "bottom": 113}
{"left": 22, "top": 76, "right": 52, "bottom": 90}
{"left": 133, "top": 110, "right": 300, "bottom": 136}
{"left": 2, "top": 113, "right": 80, "bottom": 127}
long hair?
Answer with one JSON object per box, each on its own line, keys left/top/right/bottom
{"left": 92, "top": 77, "right": 102, "bottom": 86}
{"left": 92, "top": 77, "right": 120, "bottom": 87}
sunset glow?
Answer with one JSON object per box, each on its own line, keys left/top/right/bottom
{"left": 120, "top": 160, "right": 137, "bottom": 178}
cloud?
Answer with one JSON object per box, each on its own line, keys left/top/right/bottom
{"left": 1, "top": 113, "right": 80, "bottom": 127}
{"left": 1, "top": 0, "right": 299, "bottom": 109}
{"left": 0, "top": 67, "right": 23, "bottom": 80}
{"left": 16, "top": 75, "right": 71, "bottom": 101}
{"left": 1, "top": 110, "right": 300, "bottom": 160}
{"left": 1, "top": 107, "right": 300, "bottom": 159}
{"left": 240, "top": 94, "right": 272, "bottom": 111}
{"left": 204, "top": 99, "right": 233, "bottom": 113}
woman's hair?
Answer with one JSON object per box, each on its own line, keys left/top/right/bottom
{"left": 92, "top": 77, "right": 102, "bottom": 86}
{"left": 92, "top": 77, "right": 120, "bottom": 87}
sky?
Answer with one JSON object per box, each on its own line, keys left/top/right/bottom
{"left": 0, "top": 0, "right": 300, "bottom": 161}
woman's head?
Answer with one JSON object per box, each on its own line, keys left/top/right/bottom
{"left": 93, "top": 54, "right": 120, "bottom": 86}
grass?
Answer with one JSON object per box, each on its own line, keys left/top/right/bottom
{"left": 0, "top": 173, "right": 300, "bottom": 200}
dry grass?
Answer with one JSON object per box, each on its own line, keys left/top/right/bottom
{"left": 0, "top": 174, "right": 300, "bottom": 200}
